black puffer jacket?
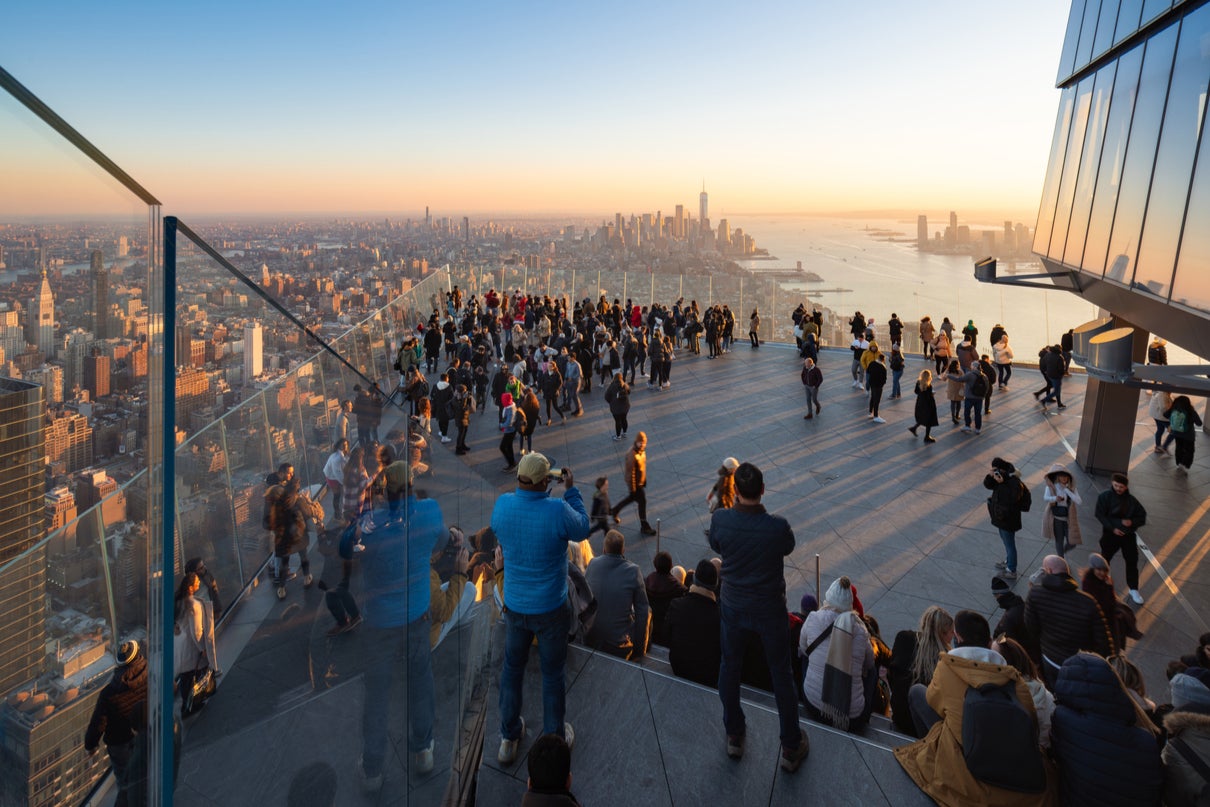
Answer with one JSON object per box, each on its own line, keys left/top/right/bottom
{"left": 1052, "top": 652, "right": 1162, "bottom": 807}
{"left": 84, "top": 655, "right": 148, "bottom": 750}
{"left": 1024, "top": 573, "right": 1113, "bottom": 665}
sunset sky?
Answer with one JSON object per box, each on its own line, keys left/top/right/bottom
{"left": 2, "top": 1, "right": 1071, "bottom": 220}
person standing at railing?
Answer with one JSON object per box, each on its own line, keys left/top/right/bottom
{"left": 174, "top": 573, "right": 219, "bottom": 715}
{"left": 748, "top": 309, "right": 760, "bottom": 349}
{"left": 919, "top": 317, "right": 936, "bottom": 360}
{"left": 324, "top": 439, "right": 349, "bottom": 522}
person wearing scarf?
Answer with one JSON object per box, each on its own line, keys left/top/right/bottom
{"left": 800, "top": 576, "right": 874, "bottom": 732}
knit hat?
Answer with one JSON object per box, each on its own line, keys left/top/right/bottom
{"left": 1089, "top": 553, "right": 1110, "bottom": 572}
{"left": 824, "top": 578, "right": 853, "bottom": 611}
{"left": 800, "top": 593, "right": 818, "bottom": 615}
{"left": 694, "top": 559, "right": 718, "bottom": 590}
{"left": 992, "top": 576, "right": 1011, "bottom": 595}
{"left": 517, "top": 452, "right": 551, "bottom": 485}
{"left": 118, "top": 640, "right": 140, "bottom": 665}
{"left": 1172, "top": 669, "right": 1210, "bottom": 710}
{"left": 722, "top": 457, "right": 739, "bottom": 472}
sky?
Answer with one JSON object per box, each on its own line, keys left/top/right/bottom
{"left": 1, "top": 0, "right": 1073, "bottom": 220}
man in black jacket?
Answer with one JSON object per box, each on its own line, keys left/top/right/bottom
{"left": 708, "top": 463, "right": 808, "bottom": 772}
{"left": 85, "top": 641, "right": 147, "bottom": 807}
{"left": 666, "top": 559, "right": 721, "bottom": 686}
{"left": 1095, "top": 473, "right": 1148, "bottom": 605}
{"left": 1038, "top": 345, "right": 1067, "bottom": 409}
{"left": 985, "top": 457, "right": 1031, "bottom": 579}
{"left": 1023, "top": 555, "right": 1114, "bottom": 688}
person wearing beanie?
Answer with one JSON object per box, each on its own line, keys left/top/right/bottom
{"left": 1164, "top": 668, "right": 1210, "bottom": 806}
{"left": 800, "top": 576, "right": 875, "bottom": 733}
{"left": 85, "top": 640, "right": 149, "bottom": 805}
{"left": 493, "top": 453, "right": 589, "bottom": 767}
{"left": 665, "top": 559, "right": 722, "bottom": 688}
{"left": 1095, "top": 473, "right": 1148, "bottom": 605}
{"left": 498, "top": 391, "right": 519, "bottom": 471}
{"left": 706, "top": 458, "right": 738, "bottom": 515}
{"left": 1081, "top": 553, "right": 1140, "bottom": 654}
{"left": 708, "top": 462, "right": 809, "bottom": 772}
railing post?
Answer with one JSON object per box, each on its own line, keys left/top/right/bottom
{"left": 158, "top": 216, "right": 179, "bottom": 807}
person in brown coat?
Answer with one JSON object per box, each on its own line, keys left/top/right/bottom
{"left": 894, "top": 610, "right": 1057, "bottom": 806}
{"left": 610, "top": 431, "right": 655, "bottom": 535}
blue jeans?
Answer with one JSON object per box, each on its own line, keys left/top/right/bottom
{"left": 361, "top": 619, "right": 434, "bottom": 776}
{"left": 719, "top": 603, "right": 803, "bottom": 750}
{"left": 499, "top": 603, "right": 571, "bottom": 741}
{"left": 999, "top": 528, "right": 1018, "bottom": 573}
{"left": 962, "top": 398, "right": 982, "bottom": 430}
{"left": 892, "top": 369, "right": 903, "bottom": 397}
{"left": 1042, "top": 375, "right": 1063, "bottom": 405}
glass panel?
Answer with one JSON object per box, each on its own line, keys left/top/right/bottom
{"left": 1034, "top": 87, "right": 1079, "bottom": 253}
{"left": 1117, "top": 0, "right": 1145, "bottom": 43}
{"left": 1134, "top": 4, "right": 1210, "bottom": 299}
{"left": 1077, "top": 0, "right": 1105, "bottom": 70}
{"left": 1174, "top": 120, "right": 1210, "bottom": 312}
{"left": 1059, "top": 0, "right": 1090, "bottom": 82}
{"left": 1048, "top": 76, "right": 1097, "bottom": 258}
{"left": 1105, "top": 22, "right": 1179, "bottom": 282}
{"left": 1064, "top": 63, "right": 1118, "bottom": 266}
{"left": 1083, "top": 45, "right": 1146, "bottom": 273}
{"left": 1142, "top": 0, "right": 1174, "bottom": 26}
{"left": 1095, "top": 0, "right": 1123, "bottom": 56}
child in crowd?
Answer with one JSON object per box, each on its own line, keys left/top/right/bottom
{"left": 587, "top": 477, "right": 611, "bottom": 540}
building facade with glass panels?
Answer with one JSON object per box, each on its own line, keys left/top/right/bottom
{"left": 1035, "top": 0, "right": 1210, "bottom": 360}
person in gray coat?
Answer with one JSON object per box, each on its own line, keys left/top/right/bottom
{"left": 584, "top": 530, "right": 650, "bottom": 660}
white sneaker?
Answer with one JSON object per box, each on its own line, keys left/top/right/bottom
{"left": 414, "top": 741, "right": 435, "bottom": 774}
{"left": 872, "top": 417, "right": 886, "bottom": 424}
{"left": 498, "top": 717, "right": 525, "bottom": 764}
{"left": 1129, "top": 589, "right": 1144, "bottom": 605}
{"left": 276, "top": 586, "right": 286, "bottom": 600}
{"left": 440, "top": 435, "right": 451, "bottom": 444}
{"left": 563, "top": 722, "right": 575, "bottom": 750}
{"left": 357, "top": 757, "right": 383, "bottom": 793}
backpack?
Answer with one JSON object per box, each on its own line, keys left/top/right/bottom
{"left": 566, "top": 561, "right": 598, "bottom": 642}
{"left": 1170, "top": 409, "right": 1188, "bottom": 434}
{"left": 1017, "top": 481, "right": 1032, "bottom": 513}
{"left": 961, "top": 680, "right": 1046, "bottom": 793}
{"left": 970, "top": 372, "right": 989, "bottom": 398}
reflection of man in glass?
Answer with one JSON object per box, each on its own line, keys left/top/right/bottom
{"left": 358, "top": 466, "right": 444, "bottom": 791}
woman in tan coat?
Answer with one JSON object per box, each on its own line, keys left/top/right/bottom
{"left": 1041, "top": 463, "right": 1082, "bottom": 557}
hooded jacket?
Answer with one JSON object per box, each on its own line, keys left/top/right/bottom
{"left": 84, "top": 655, "right": 148, "bottom": 750}
{"left": 1163, "top": 709, "right": 1210, "bottom": 807}
{"left": 1024, "top": 573, "right": 1113, "bottom": 666}
{"left": 1041, "top": 463, "right": 1082, "bottom": 545}
{"left": 1052, "top": 653, "right": 1162, "bottom": 807}
{"left": 894, "top": 651, "right": 1056, "bottom": 806}
{"left": 431, "top": 380, "right": 453, "bottom": 421}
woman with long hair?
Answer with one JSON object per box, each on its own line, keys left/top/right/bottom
{"left": 908, "top": 369, "right": 939, "bottom": 444}
{"left": 174, "top": 571, "right": 218, "bottom": 715}
{"left": 341, "top": 444, "right": 371, "bottom": 524}
{"left": 943, "top": 360, "right": 963, "bottom": 424}
{"left": 993, "top": 635, "right": 1054, "bottom": 749}
{"left": 888, "top": 606, "right": 953, "bottom": 736}
{"left": 1163, "top": 395, "right": 1204, "bottom": 474}
{"left": 748, "top": 308, "right": 760, "bottom": 348}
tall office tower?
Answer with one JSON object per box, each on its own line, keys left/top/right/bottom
{"left": 917, "top": 215, "right": 929, "bottom": 250}
{"left": 462, "top": 216, "right": 470, "bottom": 243}
{"left": 75, "top": 467, "right": 124, "bottom": 527}
{"left": 0, "top": 378, "right": 48, "bottom": 694}
{"left": 0, "top": 309, "right": 23, "bottom": 363}
{"left": 44, "top": 485, "right": 78, "bottom": 554}
{"left": 60, "top": 328, "right": 93, "bottom": 393}
{"left": 90, "top": 251, "right": 108, "bottom": 340}
{"left": 425, "top": 206, "right": 431, "bottom": 230}
{"left": 23, "top": 364, "right": 63, "bottom": 405}
{"left": 717, "top": 219, "right": 730, "bottom": 250}
{"left": 949, "top": 211, "right": 958, "bottom": 231}
{"left": 117, "top": 235, "right": 129, "bottom": 256}
{"left": 25, "top": 268, "right": 55, "bottom": 360}
{"left": 45, "top": 411, "right": 93, "bottom": 474}
{"left": 674, "top": 205, "right": 685, "bottom": 239}
{"left": 1003, "top": 221, "right": 1015, "bottom": 254}
{"left": 700, "top": 183, "right": 708, "bottom": 224}
{"left": 244, "top": 322, "right": 263, "bottom": 382}
{"left": 82, "top": 350, "right": 110, "bottom": 399}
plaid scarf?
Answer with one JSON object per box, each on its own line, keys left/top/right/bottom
{"left": 819, "top": 610, "right": 858, "bottom": 731}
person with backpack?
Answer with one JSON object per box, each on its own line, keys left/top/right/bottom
{"left": 984, "top": 457, "right": 1031, "bottom": 580}
{"left": 889, "top": 344, "right": 905, "bottom": 398}
{"left": 801, "top": 357, "right": 823, "bottom": 419}
{"left": 894, "top": 609, "right": 1054, "bottom": 806}
{"left": 1163, "top": 395, "right": 1203, "bottom": 475}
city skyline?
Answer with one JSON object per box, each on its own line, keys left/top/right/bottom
{"left": 2, "top": 1, "right": 1070, "bottom": 219}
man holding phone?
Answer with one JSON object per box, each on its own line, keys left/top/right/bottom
{"left": 493, "top": 452, "right": 590, "bottom": 765}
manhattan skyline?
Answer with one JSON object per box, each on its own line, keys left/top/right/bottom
{"left": 3, "top": 0, "right": 1069, "bottom": 219}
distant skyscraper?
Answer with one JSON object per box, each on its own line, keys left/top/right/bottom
{"left": 244, "top": 322, "right": 263, "bottom": 382}
{"left": 675, "top": 205, "right": 685, "bottom": 239}
{"left": 700, "top": 184, "right": 708, "bottom": 225}
{"left": 25, "top": 268, "right": 55, "bottom": 360}
{"left": 0, "top": 378, "right": 48, "bottom": 694}
{"left": 91, "top": 251, "right": 108, "bottom": 340}
{"left": 117, "top": 235, "right": 128, "bottom": 257}
{"left": 82, "top": 349, "right": 110, "bottom": 399}
{"left": 917, "top": 215, "right": 928, "bottom": 250}
{"left": 462, "top": 216, "right": 470, "bottom": 243}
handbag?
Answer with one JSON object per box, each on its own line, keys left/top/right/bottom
{"left": 183, "top": 667, "right": 216, "bottom": 714}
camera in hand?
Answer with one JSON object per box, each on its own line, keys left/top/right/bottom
{"left": 548, "top": 468, "right": 565, "bottom": 482}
